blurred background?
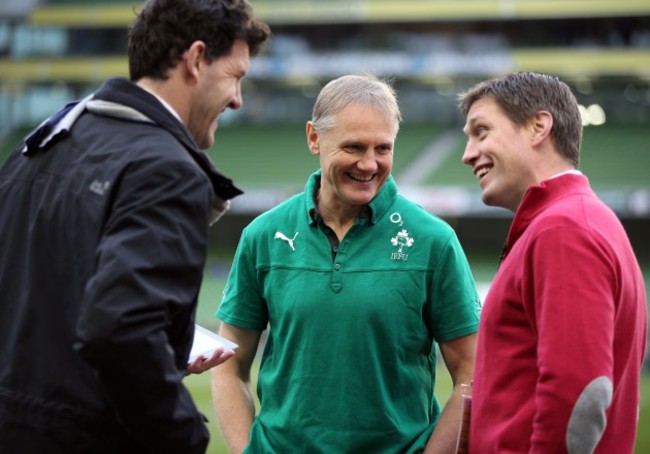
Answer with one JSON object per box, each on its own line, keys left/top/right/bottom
{"left": 1, "top": 1, "right": 649, "bottom": 452}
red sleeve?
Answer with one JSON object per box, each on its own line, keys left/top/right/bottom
{"left": 522, "top": 225, "right": 615, "bottom": 453}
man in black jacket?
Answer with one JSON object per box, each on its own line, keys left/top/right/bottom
{"left": 0, "top": 1, "right": 270, "bottom": 452}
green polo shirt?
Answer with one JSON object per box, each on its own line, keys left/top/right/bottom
{"left": 217, "top": 171, "right": 480, "bottom": 453}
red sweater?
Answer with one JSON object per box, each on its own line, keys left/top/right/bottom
{"left": 470, "top": 174, "right": 647, "bottom": 453}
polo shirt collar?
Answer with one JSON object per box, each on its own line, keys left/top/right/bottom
{"left": 368, "top": 175, "right": 397, "bottom": 223}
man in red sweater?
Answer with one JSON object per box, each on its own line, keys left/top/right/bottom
{"left": 458, "top": 72, "right": 647, "bottom": 453}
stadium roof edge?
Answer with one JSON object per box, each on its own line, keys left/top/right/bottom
{"left": 27, "top": 0, "right": 650, "bottom": 27}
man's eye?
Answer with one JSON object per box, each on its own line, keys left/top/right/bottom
{"left": 475, "top": 127, "right": 487, "bottom": 137}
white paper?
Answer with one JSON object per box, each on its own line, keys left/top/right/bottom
{"left": 188, "top": 324, "right": 238, "bottom": 364}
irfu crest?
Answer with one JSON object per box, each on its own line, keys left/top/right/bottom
{"left": 390, "top": 229, "right": 414, "bottom": 260}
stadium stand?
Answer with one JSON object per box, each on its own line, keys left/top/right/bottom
{"left": 1, "top": 1, "right": 648, "bottom": 209}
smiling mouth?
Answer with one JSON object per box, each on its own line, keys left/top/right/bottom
{"left": 475, "top": 166, "right": 492, "bottom": 180}
{"left": 349, "top": 173, "right": 374, "bottom": 183}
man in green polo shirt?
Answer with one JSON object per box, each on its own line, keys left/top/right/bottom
{"left": 212, "top": 74, "right": 480, "bottom": 453}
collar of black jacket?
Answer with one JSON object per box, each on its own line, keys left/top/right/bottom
{"left": 94, "top": 78, "right": 243, "bottom": 201}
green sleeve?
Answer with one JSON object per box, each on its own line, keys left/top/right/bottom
{"left": 428, "top": 231, "right": 481, "bottom": 342}
{"left": 216, "top": 227, "right": 269, "bottom": 330}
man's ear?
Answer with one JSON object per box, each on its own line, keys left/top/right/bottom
{"left": 531, "top": 110, "right": 553, "bottom": 147}
{"left": 183, "top": 40, "right": 207, "bottom": 82}
{"left": 306, "top": 121, "right": 320, "bottom": 156}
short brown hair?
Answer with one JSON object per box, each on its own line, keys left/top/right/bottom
{"left": 458, "top": 72, "right": 582, "bottom": 167}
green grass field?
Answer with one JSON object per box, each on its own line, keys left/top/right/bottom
{"left": 579, "top": 124, "right": 650, "bottom": 187}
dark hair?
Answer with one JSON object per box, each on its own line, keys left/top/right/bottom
{"left": 458, "top": 72, "right": 583, "bottom": 168}
{"left": 127, "top": 0, "right": 270, "bottom": 81}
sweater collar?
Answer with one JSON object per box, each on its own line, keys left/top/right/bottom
{"left": 506, "top": 173, "right": 591, "bottom": 248}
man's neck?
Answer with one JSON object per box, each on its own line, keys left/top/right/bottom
{"left": 137, "top": 79, "right": 182, "bottom": 122}
{"left": 547, "top": 169, "right": 582, "bottom": 181}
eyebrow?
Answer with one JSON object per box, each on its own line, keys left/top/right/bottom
{"left": 341, "top": 139, "right": 394, "bottom": 148}
{"left": 340, "top": 139, "right": 365, "bottom": 148}
{"left": 463, "top": 116, "right": 483, "bottom": 134}
{"left": 462, "top": 119, "right": 474, "bottom": 135}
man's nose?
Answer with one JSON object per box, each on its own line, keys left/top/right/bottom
{"left": 462, "top": 140, "right": 478, "bottom": 166}
{"left": 230, "top": 83, "right": 243, "bottom": 110}
{"left": 358, "top": 151, "right": 379, "bottom": 171}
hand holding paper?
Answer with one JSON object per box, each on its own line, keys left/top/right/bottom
{"left": 186, "top": 324, "right": 238, "bottom": 375}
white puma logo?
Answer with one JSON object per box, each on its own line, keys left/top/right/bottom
{"left": 274, "top": 231, "right": 299, "bottom": 252}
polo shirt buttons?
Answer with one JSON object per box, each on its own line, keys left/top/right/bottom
{"left": 331, "top": 263, "right": 342, "bottom": 292}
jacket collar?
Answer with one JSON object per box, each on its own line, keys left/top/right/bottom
{"left": 20, "top": 78, "right": 242, "bottom": 222}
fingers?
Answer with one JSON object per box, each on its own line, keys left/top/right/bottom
{"left": 186, "top": 347, "right": 236, "bottom": 375}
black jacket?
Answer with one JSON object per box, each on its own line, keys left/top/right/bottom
{"left": 0, "top": 78, "right": 240, "bottom": 453}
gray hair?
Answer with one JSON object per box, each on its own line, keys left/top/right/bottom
{"left": 311, "top": 74, "right": 402, "bottom": 134}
